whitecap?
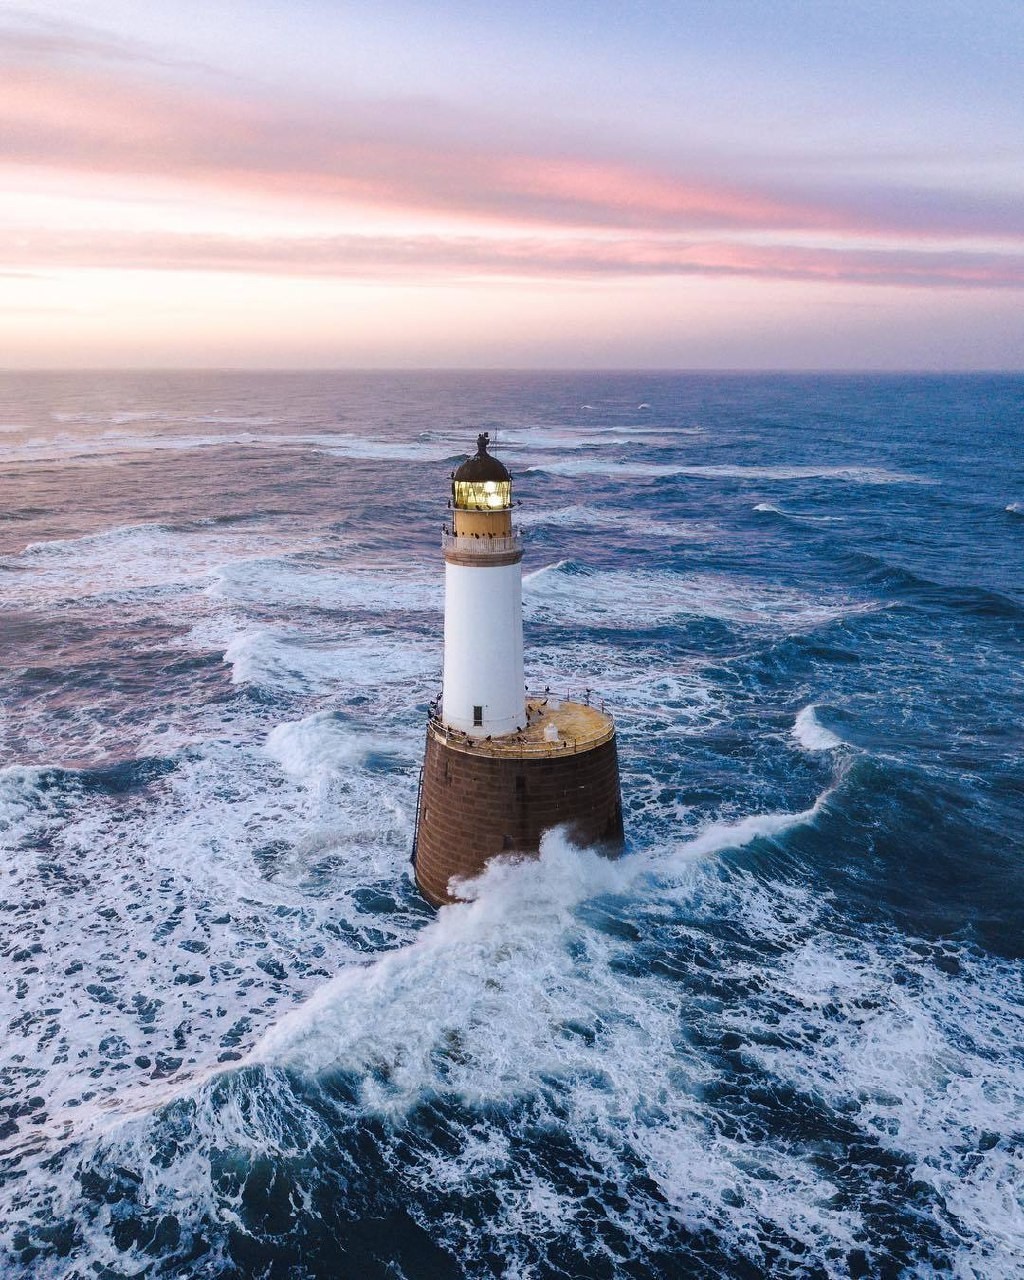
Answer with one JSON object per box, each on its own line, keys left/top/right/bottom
{"left": 265, "top": 711, "right": 409, "bottom": 780}
{"left": 22, "top": 521, "right": 172, "bottom": 557}
{"left": 11, "top": 523, "right": 303, "bottom": 608}
{"left": 523, "top": 559, "right": 876, "bottom": 632}
{"left": 606, "top": 423, "right": 702, "bottom": 435}
{"left": 223, "top": 628, "right": 437, "bottom": 696}
{"left": 208, "top": 559, "right": 439, "bottom": 613}
{"left": 3, "top": 426, "right": 451, "bottom": 468}
{"left": 531, "top": 460, "right": 933, "bottom": 485}
{"left": 725, "top": 929, "right": 1024, "bottom": 1272}
{"left": 0, "top": 764, "right": 55, "bottom": 845}
{"left": 670, "top": 780, "right": 834, "bottom": 859}
{"left": 792, "top": 705, "right": 845, "bottom": 752}
{"left": 521, "top": 504, "right": 712, "bottom": 541}
{"left": 754, "top": 502, "right": 846, "bottom": 524}
{"left": 257, "top": 778, "right": 842, "bottom": 1083}
{"left": 251, "top": 832, "right": 689, "bottom": 1089}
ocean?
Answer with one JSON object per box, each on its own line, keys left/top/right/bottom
{"left": 1, "top": 370, "right": 1022, "bottom": 1278}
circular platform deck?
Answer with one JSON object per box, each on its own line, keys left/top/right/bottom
{"left": 428, "top": 698, "right": 614, "bottom": 758}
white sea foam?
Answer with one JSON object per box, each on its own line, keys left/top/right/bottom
{"left": 792, "top": 705, "right": 845, "bottom": 752}
{"left": 754, "top": 502, "right": 846, "bottom": 523}
{"left": 606, "top": 423, "right": 701, "bottom": 435}
{"left": 174, "top": 413, "right": 277, "bottom": 427}
{"left": 242, "top": 786, "right": 982, "bottom": 1272}
{"left": 50, "top": 410, "right": 278, "bottom": 427}
{"left": 531, "top": 460, "right": 933, "bottom": 485}
{"left": 527, "top": 639, "right": 724, "bottom": 728}
{"left": 52, "top": 410, "right": 161, "bottom": 425}
{"left": 724, "top": 930, "right": 1024, "bottom": 1275}
{"left": 257, "top": 834, "right": 634, "bottom": 1086}
{"left": 258, "top": 775, "right": 839, "bottom": 1079}
{"left": 208, "top": 559, "right": 439, "bottom": 613}
{"left": 303, "top": 434, "right": 453, "bottom": 462}
{"left": 1006, "top": 502, "right": 1023, "bottom": 516}
{"left": 224, "top": 630, "right": 342, "bottom": 690}
{"left": 21, "top": 521, "right": 173, "bottom": 557}
{"left": 264, "top": 712, "right": 399, "bottom": 779}
{"left": 5, "top": 766, "right": 1024, "bottom": 1273}
{"left": 2, "top": 425, "right": 452, "bottom": 468}
{"left": 1, "top": 431, "right": 268, "bottom": 466}
{"left": 523, "top": 559, "right": 875, "bottom": 631}
{"left": 520, "top": 504, "right": 713, "bottom": 541}
{"left": 9, "top": 522, "right": 303, "bottom": 608}
{"left": 470, "top": 426, "right": 597, "bottom": 452}
{"left": 488, "top": 425, "right": 676, "bottom": 451}
{"left": 672, "top": 784, "right": 834, "bottom": 859}
{"left": 0, "top": 530, "right": 439, "bottom": 1161}
{"left": 0, "top": 721, "right": 422, "bottom": 1157}
{"left": 0, "top": 764, "right": 56, "bottom": 846}
{"left": 222, "top": 628, "right": 437, "bottom": 697}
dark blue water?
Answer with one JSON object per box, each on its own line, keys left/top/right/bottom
{"left": 1, "top": 372, "right": 1022, "bottom": 1278}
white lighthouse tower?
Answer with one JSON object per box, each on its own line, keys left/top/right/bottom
{"left": 441, "top": 433, "right": 525, "bottom": 737}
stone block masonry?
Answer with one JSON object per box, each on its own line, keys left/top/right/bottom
{"left": 414, "top": 710, "right": 625, "bottom": 907}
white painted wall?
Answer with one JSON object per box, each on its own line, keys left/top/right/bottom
{"left": 442, "top": 560, "right": 525, "bottom": 737}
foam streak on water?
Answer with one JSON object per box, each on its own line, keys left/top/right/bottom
{"left": 1, "top": 371, "right": 1022, "bottom": 1278}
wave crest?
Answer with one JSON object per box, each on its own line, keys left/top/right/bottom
{"left": 792, "top": 705, "right": 846, "bottom": 752}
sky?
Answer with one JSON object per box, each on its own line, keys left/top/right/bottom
{"left": 1, "top": 0, "right": 1022, "bottom": 369}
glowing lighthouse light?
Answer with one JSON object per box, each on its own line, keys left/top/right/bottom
{"left": 441, "top": 432, "right": 525, "bottom": 738}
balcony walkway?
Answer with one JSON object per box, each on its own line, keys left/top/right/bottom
{"left": 428, "top": 697, "right": 614, "bottom": 758}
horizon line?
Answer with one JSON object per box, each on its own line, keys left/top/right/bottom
{"left": 2, "top": 365, "right": 1022, "bottom": 377}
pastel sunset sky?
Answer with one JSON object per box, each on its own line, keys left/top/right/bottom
{"left": 2, "top": 0, "right": 1022, "bottom": 368}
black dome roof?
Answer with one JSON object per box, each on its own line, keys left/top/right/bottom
{"left": 453, "top": 432, "right": 510, "bottom": 482}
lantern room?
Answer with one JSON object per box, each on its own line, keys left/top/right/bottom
{"left": 450, "top": 433, "right": 513, "bottom": 537}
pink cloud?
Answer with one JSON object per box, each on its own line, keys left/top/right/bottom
{"left": 494, "top": 157, "right": 829, "bottom": 231}
{"left": 3, "top": 27, "right": 1023, "bottom": 246}
{"left": 4, "top": 228, "right": 1022, "bottom": 289}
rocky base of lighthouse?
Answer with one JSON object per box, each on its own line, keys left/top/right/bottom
{"left": 413, "top": 700, "right": 624, "bottom": 907}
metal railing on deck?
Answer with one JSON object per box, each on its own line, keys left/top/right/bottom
{"left": 441, "top": 529, "right": 522, "bottom": 555}
{"left": 425, "top": 686, "right": 613, "bottom": 758}
{"left": 427, "top": 688, "right": 608, "bottom": 716}
{"left": 525, "top": 686, "right": 608, "bottom": 713}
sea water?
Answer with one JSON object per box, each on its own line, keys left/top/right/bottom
{"left": 0, "top": 371, "right": 1022, "bottom": 1277}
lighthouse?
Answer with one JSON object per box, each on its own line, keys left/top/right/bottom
{"left": 412, "top": 432, "right": 624, "bottom": 907}
{"left": 441, "top": 433, "right": 525, "bottom": 738}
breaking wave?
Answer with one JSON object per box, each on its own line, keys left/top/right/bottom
{"left": 792, "top": 705, "right": 846, "bottom": 752}
{"left": 7, "top": 797, "right": 1023, "bottom": 1275}
{"left": 754, "top": 502, "right": 846, "bottom": 524}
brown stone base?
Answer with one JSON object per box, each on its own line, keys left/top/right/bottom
{"left": 412, "top": 727, "right": 625, "bottom": 907}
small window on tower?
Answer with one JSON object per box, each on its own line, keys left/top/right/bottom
{"left": 473, "top": 705, "right": 483, "bottom": 726}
